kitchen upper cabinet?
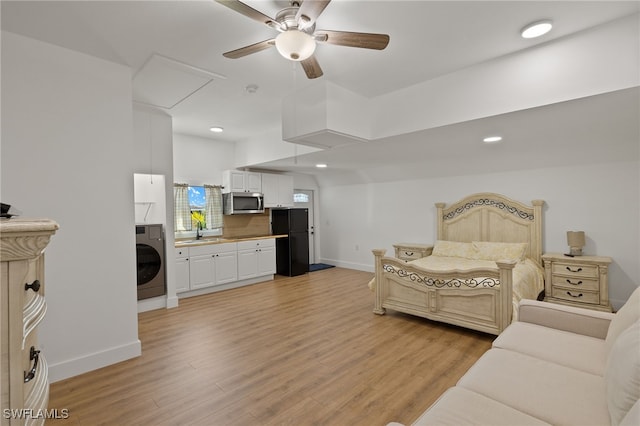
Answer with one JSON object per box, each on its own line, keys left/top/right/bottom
{"left": 262, "top": 173, "right": 294, "bottom": 208}
{"left": 237, "top": 239, "right": 276, "bottom": 280}
{"left": 223, "top": 170, "right": 262, "bottom": 193}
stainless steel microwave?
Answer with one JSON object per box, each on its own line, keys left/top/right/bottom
{"left": 223, "top": 192, "right": 264, "bottom": 215}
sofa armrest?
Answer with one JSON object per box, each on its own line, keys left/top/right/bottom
{"left": 518, "top": 299, "right": 615, "bottom": 339}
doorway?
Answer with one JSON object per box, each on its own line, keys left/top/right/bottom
{"left": 293, "top": 189, "right": 315, "bottom": 264}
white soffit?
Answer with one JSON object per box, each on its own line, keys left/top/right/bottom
{"left": 285, "top": 129, "right": 368, "bottom": 150}
{"left": 133, "top": 54, "right": 226, "bottom": 109}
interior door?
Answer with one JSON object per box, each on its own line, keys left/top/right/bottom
{"left": 293, "top": 189, "right": 315, "bottom": 264}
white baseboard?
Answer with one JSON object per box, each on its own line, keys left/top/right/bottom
{"left": 176, "top": 275, "right": 275, "bottom": 299}
{"left": 48, "top": 340, "right": 141, "bottom": 383}
{"left": 319, "top": 258, "right": 374, "bottom": 273}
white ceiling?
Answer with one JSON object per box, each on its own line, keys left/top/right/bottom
{"left": 2, "top": 1, "right": 639, "bottom": 181}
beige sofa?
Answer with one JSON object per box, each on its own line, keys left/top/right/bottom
{"left": 402, "top": 286, "right": 640, "bottom": 426}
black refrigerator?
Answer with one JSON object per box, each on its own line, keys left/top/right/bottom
{"left": 272, "top": 208, "right": 309, "bottom": 276}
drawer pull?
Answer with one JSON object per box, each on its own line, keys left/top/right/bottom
{"left": 566, "top": 279, "right": 583, "bottom": 286}
{"left": 566, "top": 291, "right": 583, "bottom": 299}
{"left": 24, "top": 279, "right": 41, "bottom": 293}
{"left": 404, "top": 251, "right": 414, "bottom": 256}
{"left": 24, "top": 346, "right": 40, "bottom": 383}
{"left": 566, "top": 266, "right": 583, "bottom": 273}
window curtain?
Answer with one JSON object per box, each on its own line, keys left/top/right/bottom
{"left": 174, "top": 183, "right": 191, "bottom": 231}
{"left": 204, "top": 185, "right": 224, "bottom": 229}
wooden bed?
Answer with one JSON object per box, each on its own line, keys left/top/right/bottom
{"left": 372, "top": 193, "right": 544, "bottom": 335}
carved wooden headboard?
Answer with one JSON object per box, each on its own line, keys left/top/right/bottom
{"left": 435, "top": 193, "right": 545, "bottom": 265}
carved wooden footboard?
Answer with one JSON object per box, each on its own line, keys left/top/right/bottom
{"left": 371, "top": 193, "right": 544, "bottom": 336}
{"left": 372, "top": 249, "right": 516, "bottom": 335}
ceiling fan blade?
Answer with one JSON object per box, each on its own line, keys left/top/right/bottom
{"left": 300, "top": 55, "right": 323, "bottom": 79}
{"left": 315, "top": 30, "right": 390, "bottom": 50}
{"left": 223, "top": 39, "right": 275, "bottom": 59}
{"left": 215, "top": 0, "right": 283, "bottom": 30}
{"left": 296, "top": 0, "right": 331, "bottom": 28}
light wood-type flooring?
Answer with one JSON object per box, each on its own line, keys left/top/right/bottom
{"left": 48, "top": 267, "right": 493, "bottom": 426}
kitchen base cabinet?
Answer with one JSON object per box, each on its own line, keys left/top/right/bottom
{"left": 176, "top": 239, "right": 276, "bottom": 298}
{"left": 174, "top": 248, "right": 190, "bottom": 293}
{"left": 188, "top": 243, "right": 238, "bottom": 290}
{"left": 237, "top": 239, "right": 276, "bottom": 280}
{"left": 1, "top": 218, "right": 58, "bottom": 426}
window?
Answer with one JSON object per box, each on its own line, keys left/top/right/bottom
{"left": 189, "top": 186, "right": 206, "bottom": 229}
{"left": 293, "top": 192, "right": 309, "bottom": 203}
{"left": 174, "top": 184, "right": 224, "bottom": 237}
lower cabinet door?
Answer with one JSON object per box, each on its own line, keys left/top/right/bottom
{"left": 258, "top": 246, "right": 276, "bottom": 275}
{"left": 189, "top": 255, "right": 215, "bottom": 289}
{"left": 237, "top": 249, "right": 258, "bottom": 280}
{"left": 215, "top": 251, "right": 238, "bottom": 285}
{"left": 175, "top": 257, "right": 190, "bottom": 293}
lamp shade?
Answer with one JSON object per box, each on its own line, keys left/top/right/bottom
{"left": 567, "top": 231, "right": 586, "bottom": 255}
{"left": 275, "top": 30, "right": 316, "bottom": 61}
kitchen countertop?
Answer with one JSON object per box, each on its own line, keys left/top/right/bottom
{"left": 175, "top": 234, "right": 288, "bottom": 247}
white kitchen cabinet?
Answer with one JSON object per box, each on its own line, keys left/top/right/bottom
{"left": 237, "top": 238, "right": 276, "bottom": 280}
{"left": 188, "top": 242, "right": 238, "bottom": 290}
{"left": 174, "top": 247, "right": 190, "bottom": 293}
{"left": 223, "top": 170, "right": 262, "bottom": 193}
{"left": 262, "top": 173, "right": 294, "bottom": 208}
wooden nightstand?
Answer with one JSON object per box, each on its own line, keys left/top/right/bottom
{"left": 542, "top": 252, "right": 612, "bottom": 312}
{"left": 393, "top": 243, "right": 433, "bottom": 262}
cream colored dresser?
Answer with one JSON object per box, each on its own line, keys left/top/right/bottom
{"left": 542, "top": 252, "right": 612, "bottom": 312}
{"left": 1, "top": 218, "right": 58, "bottom": 425}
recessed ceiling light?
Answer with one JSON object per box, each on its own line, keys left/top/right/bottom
{"left": 316, "top": 163, "right": 328, "bottom": 168}
{"left": 521, "top": 20, "right": 553, "bottom": 39}
{"left": 483, "top": 136, "right": 503, "bottom": 143}
{"left": 209, "top": 126, "right": 224, "bottom": 133}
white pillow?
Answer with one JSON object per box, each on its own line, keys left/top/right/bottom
{"left": 605, "top": 320, "right": 640, "bottom": 426}
{"left": 431, "top": 240, "right": 476, "bottom": 259}
{"left": 471, "top": 241, "right": 528, "bottom": 262}
{"left": 606, "top": 286, "right": 640, "bottom": 354}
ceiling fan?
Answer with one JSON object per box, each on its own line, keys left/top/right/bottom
{"left": 215, "top": 0, "right": 390, "bottom": 79}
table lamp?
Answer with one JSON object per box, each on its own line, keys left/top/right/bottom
{"left": 567, "top": 231, "right": 585, "bottom": 256}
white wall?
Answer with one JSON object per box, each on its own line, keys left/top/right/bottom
{"left": 319, "top": 161, "right": 639, "bottom": 309}
{"left": 173, "top": 133, "right": 236, "bottom": 185}
{"left": 1, "top": 31, "right": 140, "bottom": 381}
{"left": 133, "top": 107, "right": 176, "bottom": 311}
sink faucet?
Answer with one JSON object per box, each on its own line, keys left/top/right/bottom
{"left": 196, "top": 222, "right": 202, "bottom": 240}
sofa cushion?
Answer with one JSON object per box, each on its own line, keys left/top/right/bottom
{"left": 411, "top": 387, "right": 550, "bottom": 426}
{"left": 492, "top": 321, "right": 608, "bottom": 375}
{"left": 605, "top": 286, "right": 640, "bottom": 354}
{"left": 605, "top": 320, "right": 640, "bottom": 426}
{"left": 457, "top": 348, "right": 610, "bottom": 426}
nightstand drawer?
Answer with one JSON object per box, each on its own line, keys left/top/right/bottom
{"left": 393, "top": 243, "right": 433, "bottom": 262}
{"left": 551, "top": 262, "right": 598, "bottom": 278}
{"left": 551, "top": 276, "right": 599, "bottom": 291}
{"left": 551, "top": 288, "right": 599, "bottom": 305}
{"left": 397, "top": 250, "right": 423, "bottom": 261}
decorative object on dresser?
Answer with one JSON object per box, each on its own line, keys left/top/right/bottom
{"left": 542, "top": 252, "right": 612, "bottom": 312}
{"left": 1, "top": 217, "right": 58, "bottom": 425}
{"left": 372, "top": 193, "right": 545, "bottom": 336}
{"left": 566, "top": 230, "right": 586, "bottom": 256}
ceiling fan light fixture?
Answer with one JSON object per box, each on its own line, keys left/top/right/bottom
{"left": 275, "top": 30, "right": 316, "bottom": 61}
{"left": 521, "top": 20, "right": 553, "bottom": 39}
